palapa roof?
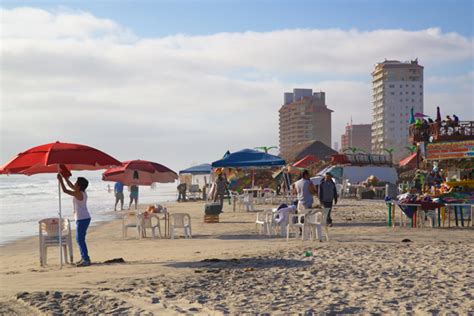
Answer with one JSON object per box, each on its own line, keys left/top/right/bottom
{"left": 282, "top": 141, "right": 337, "bottom": 163}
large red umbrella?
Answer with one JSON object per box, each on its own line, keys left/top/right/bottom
{"left": 0, "top": 141, "right": 121, "bottom": 267}
{"left": 102, "top": 159, "right": 177, "bottom": 185}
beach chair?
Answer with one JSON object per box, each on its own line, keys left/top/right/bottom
{"left": 243, "top": 192, "right": 255, "bottom": 211}
{"left": 255, "top": 210, "right": 273, "bottom": 236}
{"left": 38, "top": 218, "right": 73, "bottom": 266}
{"left": 170, "top": 213, "right": 192, "bottom": 239}
{"left": 286, "top": 213, "right": 306, "bottom": 241}
{"left": 122, "top": 211, "right": 141, "bottom": 238}
{"left": 138, "top": 213, "right": 162, "bottom": 239}
{"left": 305, "top": 209, "right": 329, "bottom": 242}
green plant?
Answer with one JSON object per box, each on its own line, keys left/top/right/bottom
{"left": 254, "top": 146, "right": 278, "bottom": 153}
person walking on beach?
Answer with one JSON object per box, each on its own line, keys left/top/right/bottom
{"left": 294, "top": 170, "right": 317, "bottom": 212}
{"left": 129, "top": 185, "right": 139, "bottom": 210}
{"left": 57, "top": 173, "right": 91, "bottom": 267}
{"left": 114, "top": 181, "right": 124, "bottom": 211}
{"left": 319, "top": 172, "right": 338, "bottom": 226}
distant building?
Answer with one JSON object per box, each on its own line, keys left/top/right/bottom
{"left": 371, "top": 59, "right": 424, "bottom": 161}
{"left": 333, "top": 142, "right": 339, "bottom": 152}
{"left": 340, "top": 123, "right": 372, "bottom": 153}
{"left": 279, "top": 89, "right": 333, "bottom": 158}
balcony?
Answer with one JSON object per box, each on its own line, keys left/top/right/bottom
{"left": 409, "top": 121, "right": 474, "bottom": 143}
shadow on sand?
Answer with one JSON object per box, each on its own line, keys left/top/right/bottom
{"left": 163, "top": 257, "right": 312, "bottom": 270}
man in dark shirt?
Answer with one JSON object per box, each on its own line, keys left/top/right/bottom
{"left": 319, "top": 172, "right": 338, "bottom": 226}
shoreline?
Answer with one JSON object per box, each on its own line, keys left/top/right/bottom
{"left": 1, "top": 199, "right": 473, "bottom": 314}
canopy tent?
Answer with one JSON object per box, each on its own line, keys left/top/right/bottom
{"left": 211, "top": 148, "right": 285, "bottom": 168}
{"left": 179, "top": 163, "right": 212, "bottom": 175}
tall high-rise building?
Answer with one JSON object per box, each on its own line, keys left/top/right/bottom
{"left": 371, "top": 59, "right": 423, "bottom": 161}
{"left": 279, "top": 88, "right": 333, "bottom": 158}
{"left": 341, "top": 123, "right": 372, "bottom": 152}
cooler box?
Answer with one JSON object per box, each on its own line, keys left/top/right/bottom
{"left": 205, "top": 202, "right": 223, "bottom": 215}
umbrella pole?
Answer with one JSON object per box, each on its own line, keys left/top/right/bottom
{"left": 57, "top": 169, "right": 63, "bottom": 269}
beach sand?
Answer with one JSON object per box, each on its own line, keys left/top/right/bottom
{"left": 0, "top": 199, "right": 473, "bottom": 314}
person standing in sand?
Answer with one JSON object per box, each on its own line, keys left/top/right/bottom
{"left": 213, "top": 173, "right": 228, "bottom": 207}
{"left": 114, "top": 181, "right": 124, "bottom": 211}
{"left": 57, "top": 173, "right": 92, "bottom": 267}
{"left": 319, "top": 172, "right": 338, "bottom": 226}
{"left": 129, "top": 185, "right": 139, "bottom": 210}
{"left": 293, "top": 169, "right": 317, "bottom": 212}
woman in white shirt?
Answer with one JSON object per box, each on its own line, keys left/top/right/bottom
{"left": 57, "top": 173, "right": 91, "bottom": 267}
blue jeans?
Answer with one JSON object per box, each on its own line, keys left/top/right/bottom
{"left": 76, "top": 218, "right": 91, "bottom": 262}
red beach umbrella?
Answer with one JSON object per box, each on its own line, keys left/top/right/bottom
{"left": 102, "top": 159, "right": 178, "bottom": 185}
{"left": 0, "top": 141, "right": 121, "bottom": 267}
{"left": 0, "top": 141, "right": 121, "bottom": 175}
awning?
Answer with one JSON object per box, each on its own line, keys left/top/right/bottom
{"left": 211, "top": 148, "right": 285, "bottom": 168}
{"left": 399, "top": 153, "right": 417, "bottom": 167}
{"left": 179, "top": 163, "right": 212, "bottom": 175}
{"left": 293, "top": 155, "right": 319, "bottom": 168}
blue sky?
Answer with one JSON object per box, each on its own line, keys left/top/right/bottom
{"left": 1, "top": 1, "right": 473, "bottom": 168}
{"left": 3, "top": 0, "right": 473, "bottom": 37}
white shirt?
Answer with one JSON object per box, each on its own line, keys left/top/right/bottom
{"left": 73, "top": 192, "right": 91, "bottom": 221}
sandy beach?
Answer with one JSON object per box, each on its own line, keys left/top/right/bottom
{"left": 0, "top": 199, "right": 473, "bottom": 314}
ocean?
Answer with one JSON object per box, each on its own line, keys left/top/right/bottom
{"left": 0, "top": 171, "right": 177, "bottom": 245}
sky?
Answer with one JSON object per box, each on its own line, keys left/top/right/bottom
{"left": 1, "top": 0, "right": 473, "bottom": 172}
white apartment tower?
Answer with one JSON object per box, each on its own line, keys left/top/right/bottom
{"left": 371, "top": 59, "right": 424, "bottom": 162}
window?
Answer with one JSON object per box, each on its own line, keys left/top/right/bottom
{"left": 419, "top": 85, "right": 423, "bottom": 88}
{"left": 406, "top": 84, "right": 409, "bottom": 87}
{"left": 391, "top": 92, "right": 395, "bottom": 95}
{"left": 389, "top": 84, "right": 395, "bottom": 88}
{"left": 400, "top": 99, "right": 403, "bottom": 102}
{"left": 412, "top": 92, "right": 415, "bottom": 95}
{"left": 412, "top": 84, "right": 415, "bottom": 88}
{"left": 400, "top": 85, "right": 402, "bottom": 88}
{"left": 400, "top": 92, "right": 402, "bottom": 95}
{"left": 420, "top": 92, "right": 423, "bottom": 95}
{"left": 412, "top": 99, "right": 414, "bottom": 102}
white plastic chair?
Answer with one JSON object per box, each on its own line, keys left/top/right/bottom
{"left": 138, "top": 213, "right": 162, "bottom": 238}
{"left": 39, "top": 218, "right": 73, "bottom": 266}
{"left": 243, "top": 193, "right": 255, "bottom": 211}
{"left": 170, "top": 213, "right": 192, "bottom": 239}
{"left": 255, "top": 210, "right": 273, "bottom": 236}
{"left": 122, "top": 211, "right": 141, "bottom": 238}
{"left": 305, "top": 209, "right": 329, "bottom": 242}
{"left": 286, "top": 213, "right": 306, "bottom": 240}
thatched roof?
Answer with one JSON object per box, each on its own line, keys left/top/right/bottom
{"left": 282, "top": 140, "right": 338, "bottom": 163}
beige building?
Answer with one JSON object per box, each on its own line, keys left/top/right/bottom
{"left": 279, "top": 89, "right": 333, "bottom": 158}
{"left": 341, "top": 123, "right": 372, "bottom": 153}
{"left": 371, "top": 59, "right": 424, "bottom": 162}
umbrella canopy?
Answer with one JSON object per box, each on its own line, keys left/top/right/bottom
{"left": 0, "top": 141, "right": 121, "bottom": 175}
{"left": 293, "top": 155, "right": 319, "bottom": 168}
{"left": 436, "top": 106, "right": 441, "bottom": 122}
{"left": 399, "top": 153, "right": 417, "bottom": 168}
{"left": 0, "top": 141, "right": 121, "bottom": 268}
{"left": 414, "top": 112, "right": 428, "bottom": 118}
{"left": 102, "top": 160, "right": 178, "bottom": 185}
{"left": 211, "top": 148, "right": 285, "bottom": 168}
{"left": 179, "top": 163, "right": 212, "bottom": 175}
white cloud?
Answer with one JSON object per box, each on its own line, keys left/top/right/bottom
{"left": 1, "top": 7, "right": 473, "bottom": 169}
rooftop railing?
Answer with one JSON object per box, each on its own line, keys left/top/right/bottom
{"left": 409, "top": 121, "right": 474, "bottom": 143}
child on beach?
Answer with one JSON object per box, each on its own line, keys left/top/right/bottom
{"left": 57, "top": 173, "right": 91, "bottom": 267}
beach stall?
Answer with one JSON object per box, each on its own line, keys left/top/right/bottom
{"left": 178, "top": 163, "right": 212, "bottom": 200}
{"left": 211, "top": 149, "right": 286, "bottom": 211}
{"left": 388, "top": 113, "right": 474, "bottom": 228}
